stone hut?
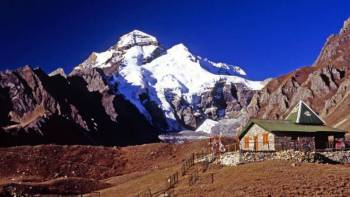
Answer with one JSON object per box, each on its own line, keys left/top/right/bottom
{"left": 239, "top": 101, "right": 346, "bottom": 151}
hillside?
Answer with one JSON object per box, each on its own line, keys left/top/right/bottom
{"left": 247, "top": 17, "right": 350, "bottom": 132}
{"left": 0, "top": 142, "right": 207, "bottom": 195}
{"left": 1, "top": 142, "right": 350, "bottom": 196}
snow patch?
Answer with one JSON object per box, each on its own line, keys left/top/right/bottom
{"left": 94, "top": 50, "right": 114, "bottom": 67}
{"left": 195, "top": 119, "right": 219, "bottom": 134}
{"left": 199, "top": 57, "right": 247, "bottom": 76}
{"left": 117, "top": 30, "right": 158, "bottom": 49}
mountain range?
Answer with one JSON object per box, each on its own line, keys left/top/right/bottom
{"left": 1, "top": 18, "right": 350, "bottom": 146}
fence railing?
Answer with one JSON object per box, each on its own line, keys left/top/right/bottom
{"left": 180, "top": 153, "right": 195, "bottom": 176}
{"left": 224, "top": 143, "right": 240, "bottom": 152}
{"left": 135, "top": 151, "right": 211, "bottom": 197}
{"left": 188, "top": 168, "right": 199, "bottom": 186}
{"left": 166, "top": 172, "right": 179, "bottom": 190}
{"left": 134, "top": 167, "right": 180, "bottom": 197}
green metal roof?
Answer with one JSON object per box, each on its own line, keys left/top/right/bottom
{"left": 239, "top": 119, "right": 346, "bottom": 139}
{"left": 286, "top": 110, "right": 298, "bottom": 122}
{"left": 297, "top": 102, "right": 324, "bottom": 125}
{"left": 285, "top": 102, "right": 299, "bottom": 122}
{"left": 285, "top": 101, "right": 325, "bottom": 125}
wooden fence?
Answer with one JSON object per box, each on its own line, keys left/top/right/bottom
{"left": 188, "top": 168, "right": 199, "bottom": 186}
{"left": 166, "top": 172, "right": 179, "bottom": 189}
{"left": 134, "top": 171, "right": 178, "bottom": 197}
{"left": 135, "top": 151, "right": 213, "bottom": 197}
{"left": 188, "top": 171, "right": 215, "bottom": 186}
{"left": 225, "top": 143, "right": 240, "bottom": 152}
{"left": 194, "top": 151, "right": 207, "bottom": 160}
{"left": 180, "top": 153, "right": 195, "bottom": 176}
{"left": 201, "top": 158, "right": 209, "bottom": 173}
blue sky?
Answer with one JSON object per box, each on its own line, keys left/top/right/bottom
{"left": 1, "top": 0, "right": 350, "bottom": 80}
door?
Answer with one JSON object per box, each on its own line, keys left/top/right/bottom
{"left": 254, "top": 135, "right": 258, "bottom": 151}
{"left": 328, "top": 136, "right": 334, "bottom": 149}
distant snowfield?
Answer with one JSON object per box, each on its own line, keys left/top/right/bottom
{"left": 75, "top": 30, "right": 265, "bottom": 131}
{"left": 195, "top": 119, "right": 219, "bottom": 134}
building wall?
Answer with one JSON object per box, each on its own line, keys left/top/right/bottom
{"left": 240, "top": 124, "right": 275, "bottom": 151}
{"left": 274, "top": 132, "right": 345, "bottom": 151}
{"left": 274, "top": 135, "right": 315, "bottom": 151}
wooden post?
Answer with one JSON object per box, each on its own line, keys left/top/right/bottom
{"left": 211, "top": 173, "right": 214, "bottom": 184}
{"left": 192, "top": 153, "right": 195, "bottom": 165}
{"left": 148, "top": 188, "right": 152, "bottom": 197}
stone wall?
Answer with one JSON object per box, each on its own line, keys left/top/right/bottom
{"left": 219, "top": 152, "right": 241, "bottom": 166}
{"left": 316, "top": 150, "right": 350, "bottom": 163}
{"left": 274, "top": 135, "right": 315, "bottom": 151}
{"left": 240, "top": 150, "right": 315, "bottom": 163}
{"left": 274, "top": 150, "right": 315, "bottom": 162}
{"left": 219, "top": 150, "right": 350, "bottom": 166}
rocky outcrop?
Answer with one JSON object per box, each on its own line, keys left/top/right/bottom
{"left": 165, "top": 80, "right": 256, "bottom": 130}
{"left": 0, "top": 66, "right": 158, "bottom": 146}
{"left": 0, "top": 66, "right": 60, "bottom": 131}
{"left": 48, "top": 68, "right": 66, "bottom": 78}
{"left": 69, "top": 67, "right": 118, "bottom": 121}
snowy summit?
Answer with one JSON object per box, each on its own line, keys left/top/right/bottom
{"left": 73, "top": 30, "right": 265, "bottom": 131}
{"left": 116, "top": 30, "right": 159, "bottom": 49}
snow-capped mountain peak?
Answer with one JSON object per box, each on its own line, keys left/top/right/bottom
{"left": 116, "top": 30, "right": 159, "bottom": 49}
{"left": 73, "top": 30, "right": 265, "bottom": 131}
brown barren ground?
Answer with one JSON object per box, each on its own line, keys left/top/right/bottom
{"left": 172, "top": 161, "right": 350, "bottom": 196}
{"left": 0, "top": 141, "right": 207, "bottom": 195}
{"left": 1, "top": 141, "right": 350, "bottom": 196}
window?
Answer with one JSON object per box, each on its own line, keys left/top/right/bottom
{"left": 263, "top": 133, "right": 269, "bottom": 145}
{"left": 244, "top": 137, "right": 250, "bottom": 148}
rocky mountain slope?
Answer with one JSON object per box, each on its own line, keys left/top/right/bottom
{"left": 247, "top": 17, "right": 350, "bottom": 132}
{"left": 0, "top": 66, "right": 157, "bottom": 146}
{"left": 0, "top": 30, "right": 263, "bottom": 146}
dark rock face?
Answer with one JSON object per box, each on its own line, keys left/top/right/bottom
{"left": 70, "top": 67, "right": 118, "bottom": 121}
{"left": 0, "top": 66, "right": 158, "bottom": 147}
{"left": 197, "top": 81, "right": 255, "bottom": 122}
{"left": 163, "top": 80, "right": 256, "bottom": 131}
{"left": 246, "top": 17, "right": 350, "bottom": 133}
{"left": 0, "top": 64, "right": 257, "bottom": 145}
